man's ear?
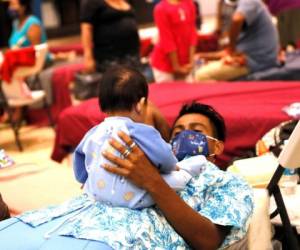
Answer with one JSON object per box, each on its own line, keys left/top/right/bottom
{"left": 214, "top": 140, "right": 224, "bottom": 156}
{"left": 135, "top": 97, "right": 146, "bottom": 114}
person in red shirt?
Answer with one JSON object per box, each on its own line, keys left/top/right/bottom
{"left": 150, "top": 0, "right": 198, "bottom": 83}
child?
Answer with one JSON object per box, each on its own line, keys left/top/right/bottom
{"left": 150, "top": 0, "right": 198, "bottom": 83}
{"left": 73, "top": 66, "right": 202, "bottom": 209}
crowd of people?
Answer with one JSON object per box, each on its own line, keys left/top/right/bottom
{"left": 0, "top": 0, "right": 295, "bottom": 86}
{"left": 0, "top": 0, "right": 299, "bottom": 249}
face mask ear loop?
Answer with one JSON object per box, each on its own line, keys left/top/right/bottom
{"left": 207, "top": 153, "right": 217, "bottom": 163}
{"left": 206, "top": 135, "right": 219, "bottom": 142}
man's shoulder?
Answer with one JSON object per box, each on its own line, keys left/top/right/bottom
{"left": 238, "top": 0, "right": 262, "bottom": 9}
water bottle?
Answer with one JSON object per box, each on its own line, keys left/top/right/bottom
{"left": 280, "top": 169, "right": 299, "bottom": 195}
{"left": 193, "top": 58, "right": 204, "bottom": 79}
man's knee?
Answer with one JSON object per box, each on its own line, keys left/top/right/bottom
{"left": 195, "top": 61, "right": 249, "bottom": 81}
{"left": 195, "top": 61, "right": 223, "bottom": 81}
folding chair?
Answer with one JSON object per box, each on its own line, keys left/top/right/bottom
{"left": 0, "top": 44, "right": 53, "bottom": 151}
{"left": 267, "top": 120, "right": 300, "bottom": 250}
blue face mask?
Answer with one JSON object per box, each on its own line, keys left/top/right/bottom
{"left": 170, "top": 130, "right": 210, "bottom": 161}
{"left": 7, "top": 9, "right": 19, "bottom": 19}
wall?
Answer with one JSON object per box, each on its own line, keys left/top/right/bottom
{"left": 198, "top": 0, "right": 218, "bottom": 16}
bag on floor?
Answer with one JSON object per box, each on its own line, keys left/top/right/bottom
{"left": 73, "top": 72, "right": 102, "bottom": 100}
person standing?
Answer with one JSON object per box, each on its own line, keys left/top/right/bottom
{"left": 80, "top": 0, "right": 141, "bottom": 73}
{"left": 150, "top": 0, "right": 198, "bottom": 83}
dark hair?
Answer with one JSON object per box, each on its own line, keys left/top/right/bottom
{"left": 174, "top": 101, "right": 226, "bottom": 141}
{"left": 19, "top": 0, "right": 32, "bottom": 15}
{"left": 98, "top": 66, "right": 148, "bottom": 112}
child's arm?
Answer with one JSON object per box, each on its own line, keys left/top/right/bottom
{"left": 73, "top": 141, "right": 88, "bottom": 184}
{"left": 128, "top": 123, "right": 177, "bottom": 174}
{"left": 161, "top": 155, "right": 207, "bottom": 191}
{"left": 73, "top": 126, "right": 98, "bottom": 183}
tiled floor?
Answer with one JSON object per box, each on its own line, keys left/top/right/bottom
{"left": 0, "top": 123, "right": 69, "bottom": 168}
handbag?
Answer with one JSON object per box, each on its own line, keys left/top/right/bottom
{"left": 73, "top": 72, "right": 102, "bottom": 100}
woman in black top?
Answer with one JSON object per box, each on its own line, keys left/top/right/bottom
{"left": 80, "top": 0, "right": 140, "bottom": 73}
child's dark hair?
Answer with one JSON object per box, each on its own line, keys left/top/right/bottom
{"left": 98, "top": 66, "right": 148, "bottom": 112}
{"left": 173, "top": 101, "right": 226, "bottom": 141}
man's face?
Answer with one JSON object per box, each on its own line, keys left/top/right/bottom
{"left": 171, "top": 113, "right": 223, "bottom": 157}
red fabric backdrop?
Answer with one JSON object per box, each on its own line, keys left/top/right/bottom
{"left": 51, "top": 81, "right": 300, "bottom": 168}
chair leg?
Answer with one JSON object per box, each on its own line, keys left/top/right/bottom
{"left": 43, "top": 98, "right": 54, "bottom": 127}
{"left": 7, "top": 107, "right": 23, "bottom": 151}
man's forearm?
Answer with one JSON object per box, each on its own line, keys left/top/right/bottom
{"left": 228, "top": 12, "right": 245, "bottom": 52}
{"left": 146, "top": 101, "right": 171, "bottom": 142}
{"left": 147, "top": 177, "right": 222, "bottom": 250}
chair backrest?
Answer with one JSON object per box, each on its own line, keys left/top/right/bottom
{"left": 278, "top": 120, "right": 300, "bottom": 169}
{"left": 1, "top": 43, "right": 48, "bottom": 100}
{"left": 0, "top": 51, "right": 3, "bottom": 66}
{"left": 13, "top": 43, "right": 48, "bottom": 79}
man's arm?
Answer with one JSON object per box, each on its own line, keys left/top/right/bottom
{"left": 216, "top": 0, "right": 223, "bottom": 34}
{"left": 228, "top": 12, "right": 245, "bottom": 52}
{"left": 147, "top": 173, "right": 224, "bottom": 249}
{"left": 144, "top": 101, "right": 171, "bottom": 142}
{"left": 103, "top": 131, "right": 227, "bottom": 250}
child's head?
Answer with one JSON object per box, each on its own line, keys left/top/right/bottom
{"left": 98, "top": 65, "right": 148, "bottom": 122}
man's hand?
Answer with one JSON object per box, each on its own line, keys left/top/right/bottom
{"left": 102, "top": 131, "right": 162, "bottom": 191}
{"left": 102, "top": 131, "right": 224, "bottom": 249}
{"left": 222, "top": 53, "right": 246, "bottom": 66}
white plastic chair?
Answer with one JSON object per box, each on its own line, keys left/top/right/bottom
{"left": 266, "top": 121, "right": 300, "bottom": 250}
{"left": 226, "top": 122, "right": 300, "bottom": 249}
{"left": 0, "top": 43, "right": 53, "bottom": 151}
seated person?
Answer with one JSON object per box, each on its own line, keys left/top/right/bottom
{"left": 5, "top": 0, "right": 76, "bottom": 110}
{"left": 8, "top": 0, "right": 46, "bottom": 49}
{"left": 195, "top": 0, "right": 279, "bottom": 81}
{"left": 0, "top": 102, "right": 253, "bottom": 250}
{"left": 74, "top": 66, "right": 202, "bottom": 209}
{"left": 8, "top": 0, "right": 75, "bottom": 62}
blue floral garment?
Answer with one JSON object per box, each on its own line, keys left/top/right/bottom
{"left": 18, "top": 161, "right": 254, "bottom": 249}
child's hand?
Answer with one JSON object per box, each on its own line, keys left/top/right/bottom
{"left": 174, "top": 66, "right": 189, "bottom": 76}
